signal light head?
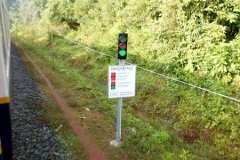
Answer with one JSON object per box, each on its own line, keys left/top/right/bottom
{"left": 118, "top": 33, "right": 128, "bottom": 60}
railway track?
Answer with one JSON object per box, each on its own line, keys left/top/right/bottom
{"left": 9, "top": 44, "right": 68, "bottom": 160}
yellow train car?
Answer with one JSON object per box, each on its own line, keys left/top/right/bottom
{"left": 0, "top": 0, "right": 11, "bottom": 159}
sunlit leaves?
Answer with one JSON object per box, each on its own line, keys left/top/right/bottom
{"left": 32, "top": 0, "right": 240, "bottom": 84}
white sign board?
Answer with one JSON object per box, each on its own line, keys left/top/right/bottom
{"left": 108, "top": 65, "right": 136, "bottom": 98}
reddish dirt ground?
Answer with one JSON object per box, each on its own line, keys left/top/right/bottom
{"left": 20, "top": 46, "right": 107, "bottom": 160}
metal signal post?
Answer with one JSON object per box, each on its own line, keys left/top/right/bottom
{"left": 109, "top": 33, "right": 136, "bottom": 147}
{"left": 115, "top": 59, "right": 124, "bottom": 145}
{"left": 110, "top": 33, "right": 129, "bottom": 147}
{"left": 116, "top": 33, "right": 128, "bottom": 145}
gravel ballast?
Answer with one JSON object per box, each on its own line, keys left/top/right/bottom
{"left": 10, "top": 44, "right": 68, "bottom": 160}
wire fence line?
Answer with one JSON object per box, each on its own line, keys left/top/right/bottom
{"left": 54, "top": 31, "right": 240, "bottom": 104}
{"left": 55, "top": 32, "right": 113, "bottom": 58}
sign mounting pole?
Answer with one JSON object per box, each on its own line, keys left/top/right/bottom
{"left": 116, "top": 60, "right": 124, "bottom": 145}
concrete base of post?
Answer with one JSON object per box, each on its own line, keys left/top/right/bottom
{"left": 110, "top": 140, "right": 121, "bottom": 147}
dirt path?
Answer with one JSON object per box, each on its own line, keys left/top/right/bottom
{"left": 16, "top": 44, "right": 107, "bottom": 160}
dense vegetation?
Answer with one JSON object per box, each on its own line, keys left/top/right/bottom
{"left": 32, "top": 0, "right": 240, "bottom": 85}
{"left": 10, "top": 0, "right": 240, "bottom": 85}
{"left": 10, "top": 0, "right": 240, "bottom": 159}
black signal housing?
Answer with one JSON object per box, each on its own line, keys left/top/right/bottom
{"left": 118, "top": 33, "right": 128, "bottom": 60}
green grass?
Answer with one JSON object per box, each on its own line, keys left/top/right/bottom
{"left": 12, "top": 28, "right": 240, "bottom": 160}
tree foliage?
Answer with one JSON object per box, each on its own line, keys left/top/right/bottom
{"left": 40, "top": 0, "right": 240, "bottom": 84}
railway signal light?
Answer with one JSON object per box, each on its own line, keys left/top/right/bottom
{"left": 118, "top": 33, "right": 128, "bottom": 60}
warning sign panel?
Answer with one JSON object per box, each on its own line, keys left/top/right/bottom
{"left": 108, "top": 65, "right": 136, "bottom": 99}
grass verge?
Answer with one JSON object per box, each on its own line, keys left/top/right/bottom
{"left": 12, "top": 28, "right": 240, "bottom": 159}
